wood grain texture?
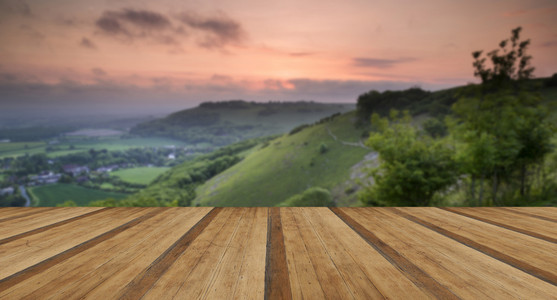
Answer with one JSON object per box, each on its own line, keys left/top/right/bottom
{"left": 265, "top": 207, "right": 291, "bottom": 300}
{"left": 331, "top": 207, "right": 457, "bottom": 299}
{"left": 499, "top": 207, "right": 557, "bottom": 223}
{"left": 0, "top": 207, "right": 555, "bottom": 299}
{"left": 302, "top": 208, "right": 428, "bottom": 299}
{"left": 0, "top": 208, "right": 158, "bottom": 292}
{"left": 443, "top": 207, "right": 557, "bottom": 243}
{"left": 119, "top": 207, "right": 220, "bottom": 299}
{"left": 0, "top": 207, "right": 109, "bottom": 245}
{"left": 0, "top": 207, "right": 57, "bottom": 223}
{"left": 0, "top": 207, "right": 212, "bottom": 299}
{"left": 502, "top": 207, "right": 557, "bottom": 220}
{"left": 393, "top": 207, "right": 557, "bottom": 285}
{"left": 338, "top": 208, "right": 557, "bottom": 299}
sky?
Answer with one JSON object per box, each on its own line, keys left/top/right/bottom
{"left": 0, "top": 0, "right": 556, "bottom": 116}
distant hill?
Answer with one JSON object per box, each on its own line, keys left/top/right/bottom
{"left": 129, "top": 101, "right": 354, "bottom": 146}
{"left": 192, "top": 111, "right": 374, "bottom": 206}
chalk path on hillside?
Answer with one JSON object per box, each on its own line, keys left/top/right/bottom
{"left": 326, "top": 127, "right": 370, "bottom": 149}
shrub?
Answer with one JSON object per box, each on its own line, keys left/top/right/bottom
{"left": 277, "top": 187, "right": 335, "bottom": 207}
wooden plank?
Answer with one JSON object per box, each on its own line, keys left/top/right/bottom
{"left": 332, "top": 208, "right": 457, "bottom": 299}
{"left": 84, "top": 207, "right": 213, "bottom": 298}
{"left": 0, "top": 207, "right": 48, "bottom": 218}
{"left": 282, "top": 207, "right": 354, "bottom": 299}
{"left": 117, "top": 207, "right": 220, "bottom": 299}
{"left": 141, "top": 208, "right": 241, "bottom": 299}
{"left": 168, "top": 207, "right": 248, "bottom": 300}
{"left": 0, "top": 208, "right": 57, "bottom": 223}
{"left": 0, "top": 208, "right": 172, "bottom": 298}
{"left": 0, "top": 207, "right": 149, "bottom": 280}
{"left": 281, "top": 207, "right": 326, "bottom": 300}
{"left": 205, "top": 207, "right": 267, "bottom": 300}
{"left": 339, "top": 208, "right": 557, "bottom": 299}
{"left": 0, "top": 207, "right": 33, "bottom": 219}
{"left": 303, "top": 207, "right": 428, "bottom": 299}
{"left": 506, "top": 207, "right": 557, "bottom": 220}
{"left": 500, "top": 207, "right": 557, "bottom": 223}
{"left": 232, "top": 208, "right": 268, "bottom": 300}
{"left": 0, "top": 207, "right": 102, "bottom": 240}
{"left": 0, "top": 207, "right": 212, "bottom": 299}
{"left": 443, "top": 207, "right": 557, "bottom": 243}
{"left": 0, "top": 207, "right": 20, "bottom": 214}
{"left": 0, "top": 207, "right": 109, "bottom": 245}
{"left": 393, "top": 207, "right": 557, "bottom": 285}
{"left": 265, "top": 207, "right": 291, "bottom": 300}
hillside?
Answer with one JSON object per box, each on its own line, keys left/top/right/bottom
{"left": 130, "top": 101, "right": 354, "bottom": 146}
{"left": 126, "top": 111, "right": 373, "bottom": 207}
{"left": 193, "top": 111, "right": 374, "bottom": 206}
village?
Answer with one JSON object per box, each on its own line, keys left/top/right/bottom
{"left": 0, "top": 144, "right": 212, "bottom": 206}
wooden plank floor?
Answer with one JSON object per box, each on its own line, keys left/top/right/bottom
{"left": 0, "top": 207, "right": 556, "bottom": 299}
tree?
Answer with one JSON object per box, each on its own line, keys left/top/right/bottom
{"left": 453, "top": 27, "right": 554, "bottom": 204}
{"left": 472, "top": 27, "right": 534, "bottom": 86}
{"left": 359, "top": 110, "right": 458, "bottom": 206}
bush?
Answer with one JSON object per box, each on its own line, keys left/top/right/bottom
{"left": 319, "top": 143, "right": 328, "bottom": 154}
{"left": 422, "top": 118, "right": 448, "bottom": 138}
{"left": 277, "top": 187, "right": 335, "bottom": 207}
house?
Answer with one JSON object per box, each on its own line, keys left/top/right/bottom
{"left": 75, "top": 176, "right": 89, "bottom": 183}
{"left": 0, "top": 186, "right": 14, "bottom": 196}
{"left": 62, "top": 164, "right": 90, "bottom": 177}
{"left": 29, "top": 172, "right": 62, "bottom": 185}
{"left": 167, "top": 153, "right": 176, "bottom": 160}
{"left": 96, "top": 164, "right": 119, "bottom": 173}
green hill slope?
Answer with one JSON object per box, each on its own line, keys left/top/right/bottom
{"left": 130, "top": 101, "right": 354, "bottom": 146}
{"left": 193, "top": 111, "right": 374, "bottom": 206}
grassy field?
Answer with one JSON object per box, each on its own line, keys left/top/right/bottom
{"left": 194, "top": 111, "right": 373, "bottom": 207}
{"left": 0, "top": 136, "right": 188, "bottom": 158}
{"left": 112, "top": 167, "right": 170, "bottom": 185}
{"left": 100, "top": 182, "right": 116, "bottom": 190}
{"left": 0, "top": 142, "right": 46, "bottom": 158}
{"left": 29, "top": 184, "right": 127, "bottom": 206}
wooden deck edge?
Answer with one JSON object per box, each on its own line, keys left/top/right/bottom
{"left": 264, "top": 207, "right": 292, "bottom": 300}
{"left": 0, "top": 208, "right": 163, "bottom": 292}
{"left": 118, "top": 207, "right": 221, "bottom": 300}
{"left": 441, "top": 207, "right": 557, "bottom": 244}
{"left": 330, "top": 208, "right": 459, "bottom": 300}
{"left": 0, "top": 207, "right": 112, "bottom": 246}
{"left": 391, "top": 208, "right": 557, "bottom": 286}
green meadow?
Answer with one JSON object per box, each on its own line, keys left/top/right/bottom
{"left": 29, "top": 184, "right": 127, "bottom": 206}
{"left": 112, "top": 167, "right": 170, "bottom": 185}
{"left": 0, "top": 136, "right": 187, "bottom": 159}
